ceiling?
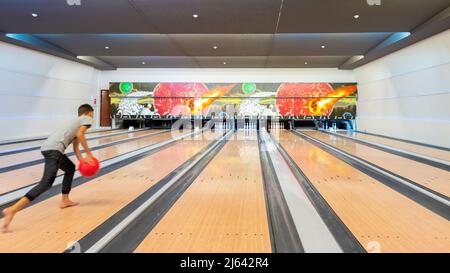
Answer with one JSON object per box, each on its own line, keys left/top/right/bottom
{"left": 0, "top": 0, "right": 449, "bottom": 70}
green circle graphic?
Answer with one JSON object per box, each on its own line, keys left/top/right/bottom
{"left": 242, "top": 83, "right": 256, "bottom": 95}
{"left": 119, "top": 82, "right": 133, "bottom": 94}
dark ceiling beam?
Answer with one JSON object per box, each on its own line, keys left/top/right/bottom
{"left": 340, "top": 5, "right": 450, "bottom": 70}
{"left": 339, "top": 55, "right": 365, "bottom": 68}
{"left": 4, "top": 34, "right": 76, "bottom": 56}
{"left": 0, "top": 33, "right": 116, "bottom": 70}
{"left": 412, "top": 5, "right": 450, "bottom": 33}
{"left": 76, "top": 56, "right": 116, "bottom": 70}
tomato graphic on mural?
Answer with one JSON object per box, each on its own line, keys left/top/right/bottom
{"left": 153, "top": 83, "right": 235, "bottom": 115}
{"left": 276, "top": 83, "right": 357, "bottom": 116}
{"left": 153, "top": 83, "right": 209, "bottom": 115}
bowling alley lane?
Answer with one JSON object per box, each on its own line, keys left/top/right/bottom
{"left": 276, "top": 130, "right": 450, "bottom": 253}
{"left": 336, "top": 131, "right": 450, "bottom": 163}
{"left": 0, "top": 130, "right": 222, "bottom": 252}
{"left": 301, "top": 130, "right": 450, "bottom": 198}
{"left": 0, "top": 129, "right": 128, "bottom": 153}
{"left": 85, "top": 128, "right": 127, "bottom": 137}
{"left": 0, "top": 130, "right": 171, "bottom": 195}
{"left": 135, "top": 131, "right": 271, "bottom": 253}
{"left": 0, "top": 129, "right": 164, "bottom": 169}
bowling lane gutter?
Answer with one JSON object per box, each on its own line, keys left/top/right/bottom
{"left": 0, "top": 127, "right": 152, "bottom": 156}
{"left": 0, "top": 129, "right": 169, "bottom": 173}
{"left": 257, "top": 132, "right": 304, "bottom": 253}
{"left": 72, "top": 130, "right": 233, "bottom": 253}
{"left": 267, "top": 132, "right": 365, "bottom": 253}
{"left": 355, "top": 130, "right": 450, "bottom": 152}
{"left": 320, "top": 130, "right": 450, "bottom": 171}
{"left": 0, "top": 129, "right": 205, "bottom": 210}
{"left": 0, "top": 127, "right": 123, "bottom": 146}
{"left": 291, "top": 130, "right": 450, "bottom": 221}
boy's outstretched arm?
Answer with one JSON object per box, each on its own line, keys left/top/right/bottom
{"left": 76, "top": 125, "right": 94, "bottom": 163}
{"left": 73, "top": 138, "right": 82, "bottom": 162}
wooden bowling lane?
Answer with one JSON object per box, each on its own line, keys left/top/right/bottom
{"left": 0, "top": 140, "right": 45, "bottom": 152}
{"left": 0, "top": 130, "right": 171, "bottom": 195}
{"left": 0, "top": 130, "right": 162, "bottom": 169}
{"left": 0, "top": 130, "right": 221, "bottom": 253}
{"left": 0, "top": 129, "right": 127, "bottom": 152}
{"left": 337, "top": 131, "right": 450, "bottom": 162}
{"left": 135, "top": 131, "right": 272, "bottom": 253}
{"left": 277, "top": 130, "right": 450, "bottom": 253}
{"left": 302, "top": 130, "right": 450, "bottom": 198}
{"left": 85, "top": 128, "right": 126, "bottom": 136}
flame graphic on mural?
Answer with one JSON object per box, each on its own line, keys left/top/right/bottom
{"left": 307, "top": 85, "right": 357, "bottom": 115}
{"left": 185, "top": 84, "right": 236, "bottom": 114}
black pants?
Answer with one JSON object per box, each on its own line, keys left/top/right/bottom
{"left": 25, "top": 150, "right": 76, "bottom": 201}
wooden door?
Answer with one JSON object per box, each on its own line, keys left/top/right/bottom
{"left": 100, "top": 89, "right": 111, "bottom": 127}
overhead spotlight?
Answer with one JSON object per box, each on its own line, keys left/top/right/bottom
{"left": 223, "top": 61, "right": 227, "bottom": 65}
{"left": 353, "top": 14, "right": 360, "bottom": 19}
{"left": 31, "top": 13, "right": 38, "bottom": 17}
{"left": 193, "top": 14, "right": 199, "bottom": 19}
{"left": 142, "top": 61, "right": 146, "bottom": 65}
{"left": 321, "top": 45, "right": 326, "bottom": 49}
{"left": 304, "top": 62, "right": 308, "bottom": 65}
{"left": 104, "top": 46, "right": 110, "bottom": 49}
{"left": 212, "top": 45, "right": 218, "bottom": 50}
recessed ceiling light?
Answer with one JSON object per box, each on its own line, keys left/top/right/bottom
{"left": 142, "top": 61, "right": 146, "bottom": 65}
{"left": 193, "top": 14, "right": 199, "bottom": 19}
{"left": 104, "top": 46, "right": 110, "bottom": 49}
{"left": 321, "top": 45, "right": 326, "bottom": 49}
{"left": 212, "top": 45, "right": 218, "bottom": 50}
{"left": 31, "top": 13, "right": 38, "bottom": 17}
{"left": 353, "top": 14, "right": 360, "bottom": 19}
{"left": 304, "top": 62, "right": 308, "bottom": 65}
{"left": 223, "top": 61, "right": 227, "bottom": 65}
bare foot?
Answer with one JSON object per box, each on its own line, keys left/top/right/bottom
{"left": 60, "top": 200, "right": 79, "bottom": 209}
{"left": 2, "top": 208, "right": 14, "bottom": 233}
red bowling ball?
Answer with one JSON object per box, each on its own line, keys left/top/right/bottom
{"left": 78, "top": 157, "right": 100, "bottom": 177}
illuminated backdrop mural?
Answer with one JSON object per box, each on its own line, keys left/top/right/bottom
{"left": 109, "top": 82, "right": 358, "bottom": 118}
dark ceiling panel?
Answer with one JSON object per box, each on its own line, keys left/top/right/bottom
{"left": 130, "top": 0, "right": 282, "bottom": 33}
{"left": 278, "top": 0, "right": 450, "bottom": 33}
{"left": 0, "top": 0, "right": 157, "bottom": 33}
{"left": 98, "top": 56, "right": 199, "bottom": 68}
{"left": 195, "top": 56, "right": 267, "bottom": 68}
{"left": 266, "top": 56, "right": 350, "bottom": 68}
{"left": 0, "top": 0, "right": 448, "bottom": 34}
{"left": 36, "top": 34, "right": 184, "bottom": 56}
{"left": 1, "top": 1, "right": 448, "bottom": 69}
{"left": 271, "top": 33, "right": 391, "bottom": 56}
{"left": 168, "top": 34, "right": 273, "bottom": 56}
